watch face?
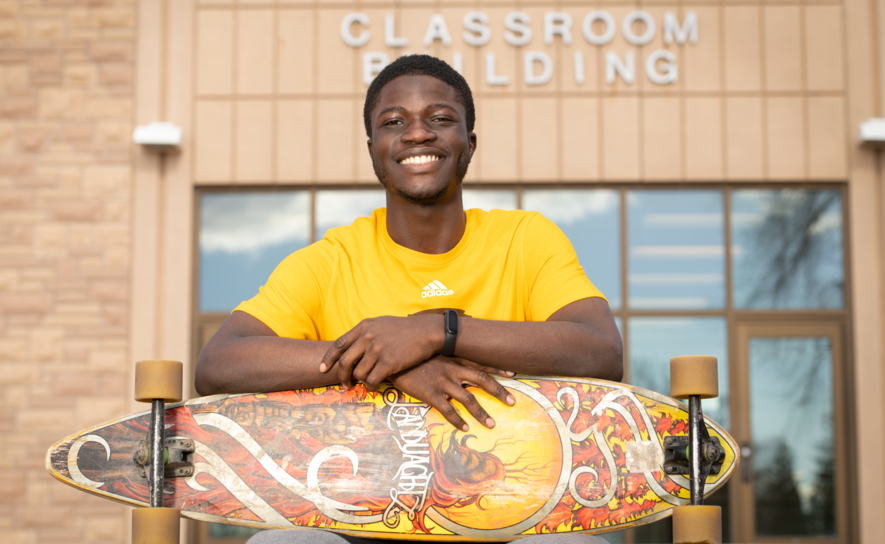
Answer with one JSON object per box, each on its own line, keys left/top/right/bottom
{"left": 445, "top": 310, "right": 459, "bottom": 334}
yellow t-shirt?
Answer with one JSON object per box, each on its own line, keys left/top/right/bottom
{"left": 235, "top": 208, "right": 606, "bottom": 340}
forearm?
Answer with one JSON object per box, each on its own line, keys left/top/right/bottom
{"left": 454, "top": 317, "right": 623, "bottom": 381}
{"left": 195, "top": 311, "right": 337, "bottom": 395}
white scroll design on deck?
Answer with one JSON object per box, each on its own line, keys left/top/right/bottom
{"left": 193, "top": 412, "right": 383, "bottom": 524}
{"left": 68, "top": 434, "right": 111, "bottom": 489}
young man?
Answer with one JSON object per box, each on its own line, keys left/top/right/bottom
{"left": 197, "top": 55, "right": 621, "bottom": 543}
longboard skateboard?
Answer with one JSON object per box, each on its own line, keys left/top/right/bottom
{"left": 46, "top": 371, "right": 736, "bottom": 541}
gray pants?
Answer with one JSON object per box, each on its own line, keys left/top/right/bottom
{"left": 247, "top": 531, "right": 608, "bottom": 543}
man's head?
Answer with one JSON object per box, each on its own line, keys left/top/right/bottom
{"left": 363, "top": 55, "right": 475, "bottom": 138}
{"left": 364, "top": 55, "right": 477, "bottom": 206}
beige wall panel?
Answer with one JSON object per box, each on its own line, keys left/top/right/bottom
{"left": 196, "top": 10, "right": 233, "bottom": 95}
{"left": 476, "top": 98, "right": 517, "bottom": 181}
{"left": 684, "top": 97, "right": 723, "bottom": 180}
{"left": 478, "top": 9, "right": 517, "bottom": 95}
{"left": 724, "top": 97, "right": 763, "bottom": 180}
{"left": 278, "top": 10, "right": 315, "bottom": 94}
{"left": 642, "top": 97, "right": 682, "bottom": 181}
{"left": 641, "top": 6, "right": 681, "bottom": 96}
{"left": 805, "top": 6, "right": 845, "bottom": 91}
{"left": 601, "top": 96, "right": 640, "bottom": 180}
{"left": 234, "top": 101, "right": 273, "bottom": 182}
{"left": 683, "top": 7, "right": 720, "bottom": 92}
{"left": 724, "top": 6, "right": 761, "bottom": 91}
{"left": 360, "top": 8, "right": 398, "bottom": 94}
{"left": 763, "top": 6, "right": 802, "bottom": 91}
{"left": 280, "top": 0, "right": 312, "bottom": 5}
{"left": 318, "top": 9, "right": 356, "bottom": 94}
{"left": 355, "top": 107, "right": 376, "bottom": 183}
{"left": 520, "top": 97, "right": 558, "bottom": 180}
{"left": 518, "top": 8, "right": 559, "bottom": 94}
{"left": 807, "top": 96, "right": 847, "bottom": 179}
{"left": 277, "top": 100, "right": 314, "bottom": 181}
{"left": 562, "top": 8, "right": 600, "bottom": 92}
{"left": 195, "top": 100, "right": 232, "bottom": 182}
{"left": 561, "top": 97, "right": 600, "bottom": 181}
{"left": 237, "top": 10, "right": 274, "bottom": 94}
{"left": 765, "top": 96, "right": 805, "bottom": 179}
{"left": 316, "top": 99, "right": 355, "bottom": 182}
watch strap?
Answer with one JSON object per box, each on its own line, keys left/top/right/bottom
{"left": 441, "top": 309, "right": 458, "bottom": 357}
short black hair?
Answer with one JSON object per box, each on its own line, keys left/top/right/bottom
{"left": 363, "top": 54, "right": 475, "bottom": 137}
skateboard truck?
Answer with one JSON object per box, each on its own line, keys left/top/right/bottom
{"left": 132, "top": 360, "right": 183, "bottom": 544}
{"left": 669, "top": 355, "right": 724, "bottom": 544}
{"left": 133, "top": 437, "right": 195, "bottom": 479}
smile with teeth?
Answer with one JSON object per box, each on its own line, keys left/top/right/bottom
{"left": 399, "top": 155, "right": 441, "bottom": 165}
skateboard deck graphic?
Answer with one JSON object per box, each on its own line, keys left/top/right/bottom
{"left": 46, "top": 377, "right": 738, "bottom": 540}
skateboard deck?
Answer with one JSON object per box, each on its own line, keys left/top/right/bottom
{"left": 46, "top": 377, "right": 738, "bottom": 540}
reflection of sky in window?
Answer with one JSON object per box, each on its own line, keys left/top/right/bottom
{"left": 749, "top": 337, "right": 834, "bottom": 534}
{"left": 462, "top": 189, "right": 517, "bottom": 211}
{"left": 522, "top": 190, "right": 621, "bottom": 309}
{"left": 199, "top": 192, "right": 310, "bottom": 312}
{"left": 628, "top": 317, "right": 729, "bottom": 429}
{"left": 732, "top": 190, "right": 844, "bottom": 309}
{"left": 628, "top": 191, "right": 724, "bottom": 310}
{"left": 315, "top": 190, "right": 386, "bottom": 240}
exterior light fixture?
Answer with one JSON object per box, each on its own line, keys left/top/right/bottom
{"left": 132, "top": 122, "right": 182, "bottom": 149}
{"left": 859, "top": 118, "right": 885, "bottom": 145}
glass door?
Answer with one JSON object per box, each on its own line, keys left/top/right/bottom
{"left": 733, "top": 322, "right": 848, "bottom": 543}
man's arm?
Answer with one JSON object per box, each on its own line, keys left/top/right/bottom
{"left": 195, "top": 311, "right": 335, "bottom": 396}
{"left": 321, "top": 296, "right": 623, "bottom": 390}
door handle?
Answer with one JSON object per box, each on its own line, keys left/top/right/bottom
{"left": 740, "top": 443, "right": 753, "bottom": 482}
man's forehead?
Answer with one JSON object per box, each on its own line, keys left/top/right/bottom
{"left": 374, "top": 75, "right": 461, "bottom": 113}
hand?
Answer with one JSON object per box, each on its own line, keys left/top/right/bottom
{"left": 320, "top": 315, "right": 444, "bottom": 390}
{"left": 390, "top": 356, "right": 516, "bottom": 431}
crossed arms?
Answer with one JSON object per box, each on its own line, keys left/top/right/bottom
{"left": 195, "top": 296, "right": 622, "bottom": 431}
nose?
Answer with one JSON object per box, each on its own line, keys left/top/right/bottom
{"left": 401, "top": 118, "right": 436, "bottom": 144}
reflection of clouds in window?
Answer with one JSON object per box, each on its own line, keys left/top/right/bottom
{"left": 732, "top": 190, "right": 844, "bottom": 309}
{"left": 200, "top": 192, "right": 310, "bottom": 254}
{"left": 462, "top": 189, "right": 517, "bottom": 211}
{"left": 316, "top": 190, "right": 386, "bottom": 239}
{"left": 642, "top": 213, "right": 722, "bottom": 227}
{"left": 521, "top": 189, "right": 617, "bottom": 223}
{"left": 631, "top": 246, "right": 724, "bottom": 258}
{"left": 629, "top": 273, "right": 722, "bottom": 284}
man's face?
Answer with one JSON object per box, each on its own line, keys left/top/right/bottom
{"left": 368, "top": 75, "right": 476, "bottom": 205}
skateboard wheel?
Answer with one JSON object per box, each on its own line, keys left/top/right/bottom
{"left": 132, "top": 507, "right": 180, "bottom": 544}
{"left": 672, "top": 505, "right": 722, "bottom": 544}
{"left": 135, "top": 360, "right": 183, "bottom": 403}
{"left": 670, "top": 355, "right": 718, "bottom": 400}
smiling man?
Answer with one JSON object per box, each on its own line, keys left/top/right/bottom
{"left": 197, "top": 55, "right": 621, "bottom": 543}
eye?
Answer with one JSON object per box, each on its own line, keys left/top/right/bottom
{"left": 383, "top": 118, "right": 403, "bottom": 127}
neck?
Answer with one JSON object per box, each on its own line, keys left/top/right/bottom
{"left": 385, "top": 189, "right": 466, "bottom": 254}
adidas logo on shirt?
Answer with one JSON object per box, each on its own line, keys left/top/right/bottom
{"left": 422, "top": 281, "right": 454, "bottom": 298}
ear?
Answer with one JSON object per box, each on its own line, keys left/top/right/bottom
{"left": 366, "top": 137, "right": 373, "bottom": 158}
{"left": 468, "top": 132, "right": 477, "bottom": 159}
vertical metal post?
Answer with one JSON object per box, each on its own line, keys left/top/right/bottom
{"left": 149, "top": 398, "right": 166, "bottom": 508}
{"left": 688, "top": 395, "right": 702, "bottom": 506}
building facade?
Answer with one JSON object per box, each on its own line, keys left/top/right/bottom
{"left": 2, "top": 0, "right": 883, "bottom": 543}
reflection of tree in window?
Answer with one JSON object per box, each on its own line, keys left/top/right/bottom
{"left": 734, "top": 191, "right": 843, "bottom": 309}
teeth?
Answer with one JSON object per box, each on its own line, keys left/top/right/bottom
{"left": 400, "top": 155, "right": 441, "bottom": 165}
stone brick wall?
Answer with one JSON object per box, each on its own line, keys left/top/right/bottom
{"left": 0, "top": 1, "right": 135, "bottom": 543}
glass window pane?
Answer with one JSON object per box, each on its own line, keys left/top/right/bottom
{"left": 627, "top": 317, "right": 729, "bottom": 429}
{"left": 627, "top": 191, "right": 725, "bottom": 309}
{"left": 199, "top": 192, "right": 310, "bottom": 312}
{"left": 732, "top": 190, "right": 845, "bottom": 309}
{"left": 315, "top": 190, "right": 386, "bottom": 240}
{"left": 462, "top": 189, "right": 517, "bottom": 211}
{"left": 522, "top": 190, "right": 621, "bottom": 309}
{"left": 749, "top": 337, "right": 835, "bottom": 537}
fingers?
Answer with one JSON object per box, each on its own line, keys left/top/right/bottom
{"left": 462, "top": 368, "right": 516, "bottom": 410}
{"left": 320, "top": 329, "right": 355, "bottom": 373}
{"left": 427, "top": 392, "right": 470, "bottom": 432}
{"left": 447, "top": 384, "right": 494, "bottom": 429}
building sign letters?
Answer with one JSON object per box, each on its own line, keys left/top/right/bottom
{"left": 341, "top": 11, "right": 698, "bottom": 86}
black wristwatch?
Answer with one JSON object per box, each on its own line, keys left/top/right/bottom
{"left": 441, "top": 309, "right": 458, "bottom": 357}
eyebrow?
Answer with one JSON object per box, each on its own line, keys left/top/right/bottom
{"left": 376, "top": 103, "right": 459, "bottom": 118}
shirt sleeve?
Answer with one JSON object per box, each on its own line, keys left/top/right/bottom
{"left": 522, "top": 213, "right": 607, "bottom": 321}
{"left": 233, "top": 242, "right": 330, "bottom": 340}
